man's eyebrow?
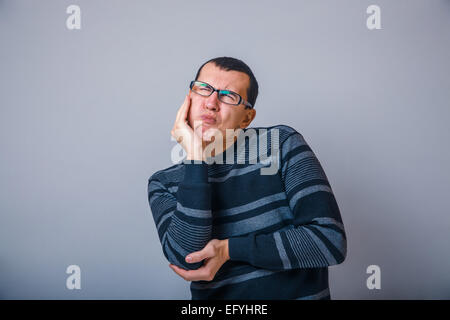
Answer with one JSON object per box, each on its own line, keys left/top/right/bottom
{"left": 223, "top": 85, "right": 239, "bottom": 94}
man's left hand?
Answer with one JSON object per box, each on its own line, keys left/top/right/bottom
{"left": 169, "top": 239, "right": 230, "bottom": 282}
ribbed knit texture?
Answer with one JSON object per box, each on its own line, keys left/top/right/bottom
{"left": 147, "top": 124, "right": 347, "bottom": 299}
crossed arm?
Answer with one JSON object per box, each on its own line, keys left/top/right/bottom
{"left": 148, "top": 131, "right": 347, "bottom": 282}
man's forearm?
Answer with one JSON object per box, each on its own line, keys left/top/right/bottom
{"left": 148, "top": 162, "right": 213, "bottom": 271}
{"left": 227, "top": 192, "right": 347, "bottom": 270}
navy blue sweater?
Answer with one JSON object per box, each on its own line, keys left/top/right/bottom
{"left": 147, "top": 124, "right": 347, "bottom": 299}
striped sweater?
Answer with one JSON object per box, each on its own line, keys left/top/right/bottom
{"left": 147, "top": 124, "right": 347, "bottom": 300}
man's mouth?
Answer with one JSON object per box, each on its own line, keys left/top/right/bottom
{"left": 200, "top": 115, "right": 217, "bottom": 125}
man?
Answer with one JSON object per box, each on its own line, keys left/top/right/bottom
{"left": 147, "top": 57, "right": 347, "bottom": 299}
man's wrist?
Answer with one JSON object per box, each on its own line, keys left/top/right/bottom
{"left": 186, "top": 148, "right": 204, "bottom": 161}
{"left": 186, "top": 156, "right": 203, "bottom": 161}
{"left": 183, "top": 161, "right": 209, "bottom": 182}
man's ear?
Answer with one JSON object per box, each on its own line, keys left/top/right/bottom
{"left": 240, "top": 109, "right": 256, "bottom": 128}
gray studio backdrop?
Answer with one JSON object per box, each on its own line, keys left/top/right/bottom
{"left": 1, "top": 0, "right": 449, "bottom": 299}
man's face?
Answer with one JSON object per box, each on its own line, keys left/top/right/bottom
{"left": 187, "top": 62, "right": 256, "bottom": 141}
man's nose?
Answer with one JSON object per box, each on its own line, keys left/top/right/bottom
{"left": 204, "top": 91, "right": 220, "bottom": 111}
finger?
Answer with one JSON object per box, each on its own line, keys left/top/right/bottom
{"left": 175, "top": 95, "right": 189, "bottom": 124}
{"left": 170, "top": 264, "right": 208, "bottom": 281}
{"left": 169, "top": 264, "right": 188, "bottom": 280}
{"left": 186, "top": 247, "right": 212, "bottom": 264}
{"left": 181, "top": 94, "right": 191, "bottom": 125}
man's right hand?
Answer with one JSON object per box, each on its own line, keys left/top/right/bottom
{"left": 171, "top": 94, "right": 204, "bottom": 161}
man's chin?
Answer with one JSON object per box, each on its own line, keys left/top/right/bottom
{"left": 201, "top": 124, "right": 215, "bottom": 132}
{"left": 202, "top": 126, "right": 222, "bottom": 142}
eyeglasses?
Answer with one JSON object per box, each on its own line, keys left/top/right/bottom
{"left": 189, "top": 80, "right": 253, "bottom": 109}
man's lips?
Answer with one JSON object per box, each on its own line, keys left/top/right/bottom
{"left": 200, "top": 115, "right": 217, "bottom": 125}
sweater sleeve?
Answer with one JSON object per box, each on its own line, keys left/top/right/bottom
{"left": 147, "top": 161, "right": 212, "bottom": 270}
{"left": 227, "top": 130, "right": 347, "bottom": 270}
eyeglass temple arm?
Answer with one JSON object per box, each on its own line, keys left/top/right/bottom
{"left": 244, "top": 101, "right": 253, "bottom": 109}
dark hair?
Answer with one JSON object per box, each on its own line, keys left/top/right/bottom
{"left": 194, "top": 56, "right": 259, "bottom": 108}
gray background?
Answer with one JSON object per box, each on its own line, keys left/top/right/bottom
{"left": 1, "top": 0, "right": 449, "bottom": 299}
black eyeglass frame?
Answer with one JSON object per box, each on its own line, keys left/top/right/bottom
{"left": 189, "top": 80, "right": 253, "bottom": 109}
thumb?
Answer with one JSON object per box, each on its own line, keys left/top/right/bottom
{"left": 186, "top": 247, "right": 211, "bottom": 264}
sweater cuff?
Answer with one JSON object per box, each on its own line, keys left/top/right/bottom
{"left": 183, "top": 162, "right": 209, "bottom": 183}
{"left": 228, "top": 236, "right": 248, "bottom": 262}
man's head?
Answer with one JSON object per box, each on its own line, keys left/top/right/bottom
{"left": 187, "top": 57, "right": 258, "bottom": 142}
